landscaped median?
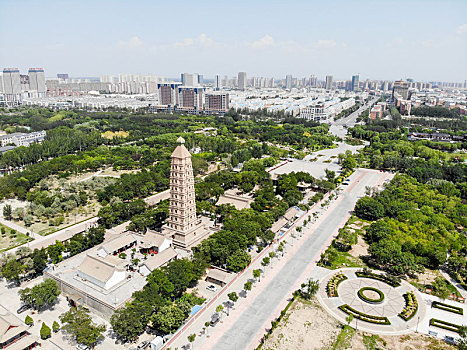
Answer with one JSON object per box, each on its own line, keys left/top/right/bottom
{"left": 326, "top": 272, "right": 347, "bottom": 297}
{"left": 398, "top": 291, "right": 418, "bottom": 321}
{"left": 338, "top": 304, "right": 391, "bottom": 325}
{"left": 429, "top": 318, "right": 463, "bottom": 334}
{"left": 431, "top": 301, "right": 463, "bottom": 315}
{"left": 355, "top": 268, "right": 401, "bottom": 287}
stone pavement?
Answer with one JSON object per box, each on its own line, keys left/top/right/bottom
{"left": 317, "top": 268, "right": 427, "bottom": 335}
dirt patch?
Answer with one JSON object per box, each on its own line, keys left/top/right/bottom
{"left": 350, "top": 332, "right": 456, "bottom": 350}
{"left": 261, "top": 298, "right": 340, "bottom": 350}
{"left": 349, "top": 235, "right": 369, "bottom": 258}
{"left": 261, "top": 298, "right": 456, "bottom": 350}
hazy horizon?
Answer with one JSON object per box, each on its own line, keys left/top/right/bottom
{"left": 1, "top": 0, "right": 466, "bottom": 82}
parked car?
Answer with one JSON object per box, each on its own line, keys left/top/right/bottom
{"left": 16, "top": 304, "right": 31, "bottom": 314}
{"left": 76, "top": 344, "right": 89, "bottom": 350}
{"left": 210, "top": 313, "right": 220, "bottom": 326}
{"left": 206, "top": 284, "right": 218, "bottom": 292}
{"left": 137, "top": 340, "right": 150, "bottom": 349}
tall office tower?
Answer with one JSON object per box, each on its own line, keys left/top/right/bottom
{"left": 309, "top": 75, "right": 317, "bottom": 87}
{"left": 285, "top": 75, "right": 293, "bottom": 90}
{"left": 162, "top": 137, "right": 210, "bottom": 249}
{"left": 197, "top": 74, "right": 203, "bottom": 85}
{"left": 238, "top": 72, "right": 247, "bottom": 90}
{"left": 464, "top": 80, "right": 467, "bottom": 89}
{"left": 325, "top": 75, "right": 333, "bottom": 90}
{"left": 0, "top": 72, "right": 4, "bottom": 94}
{"left": 3, "top": 68, "right": 22, "bottom": 99}
{"left": 351, "top": 74, "right": 359, "bottom": 92}
{"left": 214, "top": 75, "right": 221, "bottom": 90}
{"left": 57, "top": 73, "right": 69, "bottom": 81}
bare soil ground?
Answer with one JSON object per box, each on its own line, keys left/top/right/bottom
{"left": 261, "top": 297, "right": 456, "bottom": 350}
{"left": 349, "top": 234, "right": 369, "bottom": 258}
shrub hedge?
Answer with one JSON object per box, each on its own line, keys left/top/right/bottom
{"left": 355, "top": 270, "right": 401, "bottom": 287}
{"left": 326, "top": 272, "right": 347, "bottom": 297}
{"left": 398, "top": 291, "right": 418, "bottom": 321}
{"left": 357, "top": 287, "right": 384, "bottom": 304}
{"left": 338, "top": 304, "right": 391, "bottom": 325}
{"left": 432, "top": 301, "right": 463, "bottom": 315}
{"left": 429, "top": 318, "right": 462, "bottom": 334}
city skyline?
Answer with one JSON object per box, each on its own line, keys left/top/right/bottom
{"left": 1, "top": 0, "right": 466, "bottom": 82}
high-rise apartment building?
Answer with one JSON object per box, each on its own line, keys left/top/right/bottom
{"left": 2, "top": 68, "right": 22, "bottom": 102}
{"left": 285, "top": 74, "right": 293, "bottom": 90}
{"left": 309, "top": 75, "right": 317, "bottom": 87}
{"left": 351, "top": 74, "right": 359, "bottom": 92}
{"left": 28, "top": 68, "right": 46, "bottom": 94}
{"left": 393, "top": 80, "right": 410, "bottom": 99}
{"left": 214, "top": 75, "right": 221, "bottom": 90}
{"left": 238, "top": 72, "right": 247, "bottom": 90}
{"left": 181, "top": 73, "right": 199, "bottom": 86}
{"left": 325, "top": 75, "right": 333, "bottom": 90}
{"left": 205, "top": 93, "right": 229, "bottom": 111}
{"left": 157, "top": 82, "right": 182, "bottom": 105}
{"left": 177, "top": 87, "right": 204, "bottom": 109}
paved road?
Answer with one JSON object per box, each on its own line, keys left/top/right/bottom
{"left": 210, "top": 169, "right": 388, "bottom": 350}
{"left": 330, "top": 96, "right": 380, "bottom": 138}
{"left": 166, "top": 169, "right": 392, "bottom": 350}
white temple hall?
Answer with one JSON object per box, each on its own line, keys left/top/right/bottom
{"left": 162, "top": 137, "right": 211, "bottom": 249}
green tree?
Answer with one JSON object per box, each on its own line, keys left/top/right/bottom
{"left": 151, "top": 304, "right": 186, "bottom": 334}
{"left": 59, "top": 306, "right": 106, "bottom": 347}
{"left": 1, "top": 259, "right": 25, "bottom": 283}
{"left": 457, "top": 325, "right": 467, "bottom": 350}
{"left": 19, "top": 279, "right": 61, "bottom": 310}
{"left": 188, "top": 333, "right": 196, "bottom": 350}
{"left": 228, "top": 292, "right": 239, "bottom": 303}
{"left": 354, "top": 197, "right": 384, "bottom": 221}
{"left": 25, "top": 315, "right": 34, "bottom": 326}
{"left": 52, "top": 321, "right": 60, "bottom": 332}
{"left": 226, "top": 250, "right": 251, "bottom": 272}
{"left": 3, "top": 204, "right": 12, "bottom": 220}
{"left": 253, "top": 269, "right": 261, "bottom": 282}
{"left": 244, "top": 281, "right": 252, "bottom": 292}
{"left": 346, "top": 314, "right": 354, "bottom": 326}
{"left": 40, "top": 322, "right": 51, "bottom": 339}
{"left": 110, "top": 301, "right": 152, "bottom": 342}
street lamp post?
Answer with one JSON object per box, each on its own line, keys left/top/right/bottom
{"left": 416, "top": 316, "right": 420, "bottom": 333}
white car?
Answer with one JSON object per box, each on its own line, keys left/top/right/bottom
{"left": 206, "top": 284, "right": 218, "bottom": 292}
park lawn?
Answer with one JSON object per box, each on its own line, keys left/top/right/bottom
{"left": 0, "top": 223, "right": 33, "bottom": 251}
{"left": 324, "top": 251, "right": 366, "bottom": 270}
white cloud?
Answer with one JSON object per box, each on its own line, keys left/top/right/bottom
{"left": 316, "top": 39, "right": 337, "bottom": 49}
{"left": 162, "top": 34, "right": 219, "bottom": 50}
{"left": 119, "top": 36, "right": 143, "bottom": 48}
{"left": 250, "top": 35, "right": 275, "bottom": 49}
{"left": 457, "top": 23, "right": 467, "bottom": 35}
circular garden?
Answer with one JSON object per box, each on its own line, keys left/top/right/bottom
{"left": 357, "top": 287, "right": 384, "bottom": 304}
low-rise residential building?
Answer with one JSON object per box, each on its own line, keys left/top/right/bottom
{"left": 0, "top": 131, "right": 46, "bottom": 147}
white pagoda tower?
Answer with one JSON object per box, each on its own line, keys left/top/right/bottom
{"left": 163, "top": 137, "right": 210, "bottom": 249}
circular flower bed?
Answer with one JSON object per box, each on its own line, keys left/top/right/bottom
{"left": 358, "top": 287, "right": 384, "bottom": 304}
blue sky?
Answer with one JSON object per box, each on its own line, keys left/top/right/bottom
{"left": 1, "top": 0, "right": 466, "bottom": 81}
